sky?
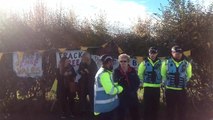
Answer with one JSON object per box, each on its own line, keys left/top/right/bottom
{"left": 0, "top": 0, "right": 212, "bottom": 29}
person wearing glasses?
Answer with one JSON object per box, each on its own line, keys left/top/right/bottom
{"left": 138, "top": 47, "right": 162, "bottom": 120}
{"left": 161, "top": 45, "right": 192, "bottom": 120}
{"left": 113, "top": 53, "right": 140, "bottom": 120}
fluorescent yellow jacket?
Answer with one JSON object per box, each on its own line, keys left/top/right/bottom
{"left": 161, "top": 58, "right": 192, "bottom": 90}
{"left": 138, "top": 57, "right": 162, "bottom": 88}
{"left": 94, "top": 67, "right": 123, "bottom": 114}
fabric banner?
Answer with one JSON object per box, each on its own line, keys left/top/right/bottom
{"left": 56, "top": 50, "right": 138, "bottom": 70}
{"left": 56, "top": 50, "right": 103, "bottom": 82}
{"left": 56, "top": 50, "right": 85, "bottom": 81}
{"left": 13, "top": 52, "right": 43, "bottom": 78}
{"left": 56, "top": 50, "right": 84, "bottom": 69}
{"left": 56, "top": 50, "right": 139, "bottom": 82}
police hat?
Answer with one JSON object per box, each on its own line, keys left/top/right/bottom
{"left": 171, "top": 45, "right": 183, "bottom": 53}
{"left": 100, "top": 54, "right": 113, "bottom": 63}
{"left": 149, "top": 47, "right": 158, "bottom": 54}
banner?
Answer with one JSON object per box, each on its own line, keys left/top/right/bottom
{"left": 56, "top": 50, "right": 139, "bottom": 82}
{"left": 56, "top": 50, "right": 85, "bottom": 81}
{"left": 56, "top": 50, "right": 103, "bottom": 81}
{"left": 13, "top": 52, "right": 43, "bottom": 78}
{"left": 56, "top": 50, "right": 84, "bottom": 68}
{"left": 56, "top": 50, "right": 138, "bottom": 69}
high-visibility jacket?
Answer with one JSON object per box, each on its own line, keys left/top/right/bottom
{"left": 138, "top": 57, "right": 162, "bottom": 88}
{"left": 161, "top": 58, "right": 192, "bottom": 90}
{"left": 94, "top": 67, "right": 123, "bottom": 113}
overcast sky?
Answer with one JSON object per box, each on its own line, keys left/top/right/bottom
{"left": 0, "top": 0, "right": 212, "bottom": 29}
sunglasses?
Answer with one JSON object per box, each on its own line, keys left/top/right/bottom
{"left": 120, "top": 60, "right": 127, "bottom": 63}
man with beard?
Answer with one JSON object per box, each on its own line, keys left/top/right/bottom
{"left": 94, "top": 54, "right": 123, "bottom": 120}
{"left": 138, "top": 47, "right": 162, "bottom": 120}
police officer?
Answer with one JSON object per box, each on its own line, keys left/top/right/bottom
{"left": 138, "top": 47, "right": 162, "bottom": 120}
{"left": 161, "top": 45, "right": 192, "bottom": 120}
{"left": 94, "top": 54, "right": 123, "bottom": 120}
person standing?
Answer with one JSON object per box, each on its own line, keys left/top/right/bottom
{"left": 94, "top": 54, "right": 123, "bottom": 120}
{"left": 161, "top": 45, "right": 192, "bottom": 120}
{"left": 56, "top": 57, "right": 77, "bottom": 119}
{"left": 77, "top": 52, "right": 98, "bottom": 118}
{"left": 113, "top": 53, "right": 140, "bottom": 120}
{"left": 138, "top": 47, "right": 162, "bottom": 120}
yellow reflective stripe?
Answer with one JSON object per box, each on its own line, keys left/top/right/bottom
{"left": 143, "top": 83, "right": 161, "bottom": 88}
{"left": 187, "top": 63, "right": 192, "bottom": 79}
{"left": 166, "top": 86, "right": 183, "bottom": 90}
{"left": 172, "top": 58, "right": 183, "bottom": 67}
{"left": 161, "top": 61, "right": 167, "bottom": 81}
{"left": 95, "top": 95, "right": 118, "bottom": 104}
{"left": 147, "top": 57, "right": 160, "bottom": 66}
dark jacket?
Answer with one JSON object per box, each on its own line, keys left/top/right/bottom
{"left": 113, "top": 66, "right": 140, "bottom": 101}
{"left": 77, "top": 59, "right": 98, "bottom": 86}
{"left": 56, "top": 64, "right": 77, "bottom": 96}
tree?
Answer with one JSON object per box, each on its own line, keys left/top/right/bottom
{"left": 155, "top": 0, "right": 213, "bottom": 112}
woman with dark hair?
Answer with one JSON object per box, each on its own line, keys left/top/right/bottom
{"left": 57, "top": 57, "right": 77, "bottom": 119}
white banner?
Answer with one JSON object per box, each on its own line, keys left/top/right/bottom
{"left": 13, "top": 52, "right": 43, "bottom": 78}
{"left": 56, "top": 50, "right": 84, "bottom": 69}
{"left": 56, "top": 50, "right": 138, "bottom": 70}
{"left": 56, "top": 50, "right": 139, "bottom": 82}
{"left": 56, "top": 50, "right": 85, "bottom": 82}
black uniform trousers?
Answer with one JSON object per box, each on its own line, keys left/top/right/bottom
{"left": 143, "top": 87, "right": 160, "bottom": 120}
{"left": 165, "top": 89, "right": 187, "bottom": 120}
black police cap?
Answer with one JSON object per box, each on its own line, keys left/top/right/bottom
{"left": 100, "top": 54, "right": 113, "bottom": 63}
{"left": 171, "top": 45, "right": 183, "bottom": 53}
{"left": 149, "top": 47, "right": 158, "bottom": 54}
